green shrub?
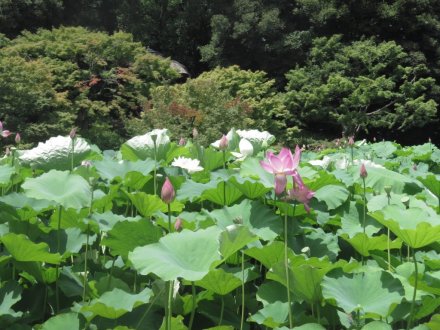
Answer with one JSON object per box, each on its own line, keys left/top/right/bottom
{"left": 0, "top": 26, "right": 179, "bottom": 149}
{"left": 284, "top": 35, "right": 438, "bottom": 138}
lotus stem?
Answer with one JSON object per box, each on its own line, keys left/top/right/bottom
{"left": 55, "top": 205, "right": 62, "bottom": 313}
{"left": 284, "top": 212, "right": 293, "bottom": 328}
{"left": 362, "top": 177, "right": 366, "bottom": 234}
{"left": 387, "top": 193, "right": 391, "bottom": 271}
{"left": 70, "top": 139, "right": 74, "bottom": 172}
{"left": 167, "top": 280, "right": 173, "bottom": 330}
{"left": 188, "top": 281, "right": 196, "bottom": 330}
{"left": 136, "top": 286, "right": 165, "bottom": 330}
{"left": 407, "top": 249, "right": 418, "bottom": 330}
{"left": 167, "top": 204, "right": 172, "bottom": 233}
{"left": 82, "top": 223, "right": 89, "bottom": 302}
{"left": 222, "top": 151, "right": 226, "bottom": 206}
{"left": 219, "top": 295, "right": 224, "bottom": 325}
{"left": 240, "top": 250, "right": 245, "bottom": 330}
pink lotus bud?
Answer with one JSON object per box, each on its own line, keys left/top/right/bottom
{"left": 161, "top": 177, "right": 175, "bottom": 204}
{"left": 1, "top": 130, "right": 11, "bottom": 138}
{"left": 360, "top": 163, "right": 368, "bottom": 178}
{"left": 15, "top": 133, "right": 21, "bottom": 144}
{"left": 81, "top": 160, "right": 92, "bottom": 167}
{"left": 179, "top": 137, "right": 186, "bottom": 146}
{"left": 219, "top": 135, "right": 228, "bottom": 150}
{"left": 174, "top": 218, "right": 183, "bottom": 232}
{"left": 192, "top": 128, "right": 198, "bottom": 139}
{"left": 348, "top": 136, "right": 354, "bottom": 146}
{"left": 69, "top": 127, "right": 77, "bottom": 139}
{"left": 5, "top": 147, "right": 11, "bottom": 156}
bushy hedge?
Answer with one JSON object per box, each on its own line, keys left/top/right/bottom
{"left": 0, "top": 26, "right": 179, "bottom": 149}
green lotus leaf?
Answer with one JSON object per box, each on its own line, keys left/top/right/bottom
{"left": 219, "top": 225, "right": 258, "bottom": 260}
{"left": 426, "top": 314, "right": 440, "bottom": 329}
{"left": 371, "top": 141, "right": 397, "bottom": 158}
{"left": 207, "top": 199, "right": 282, "bottom": 241}
{"left": 199, "top": 147, "right": 226, "bottom": 171}
{"left": 121, "top": 129, "right": 170, "bottom": 161}
{"left": 0, "top": 281, "right": 22, "bottom": 318}
{"left": 81, "top": 287, "right": 152, "bottom": 319}
{"left": 202, "top": 181, "right": 243, "bottom": 206}
{"left": 248, "top": 301, "right": 289, "bottom": 328}
{"left": 257, "top": 281, "right": 288, "bottom": 306}
{"left": 127, "top": 191, "right": 183, "bottom": 216}
{"left": 245, "top": 242, "right": 294, "bottom": 269}
{"left": 293, "top": 227, "right": 340, "bottom": 261}
{"left": 159, "top": 315, "right": 188, "bottom": 330}
{"left": 2, "top": 233, "right": 62, "bottom": 264}
{"left": 340, "top": 233, "right": 402, "bottom": 257}
{"left": 322, "top": 270, "right": 404, "bottom": 318}
{"left": 314, "top": 184, "right": 349, "bottom": 210}
{"left": 41, "top": 313, "right": 81, "bottom": 330}
{"left": 0, "top": 192, "right": 53, "bottom": 211}
{"left": 417, "top": 174, "right": 440, "bottom": 199}
{"left": 19, "top": 136, "right": 98, "bottom": 171}
{"left": 370, "top": 206, "right": 440, "bottom": 248}
{"left": 47, "top": 227, "right": 97, "bottom": 257}
{"left": 195, "top": 268, "right": 242, "bottom": 295}
{"left": 340, "top": 201, "right": 381, "bottom": 237}
{"left": 361, "top": 321, "right": 392, "bottom": 330}
{"left": 94, "top": 158, "right": 155, "bottom": 181}
{"left": 229, "top": 175, "right": 272, "bottom": 199}
{"left": 0, "top": 165, "right": 14, "bottom": 185}
{"left": 239, "top": 157, "right": 274, "bottom": 188}
{"left": 291, "top": 324, "right": 326, "bottom": 330}
{"left": 22, "top": 170, "right": 91, "bottom": 209}
{"left": 177, "top": 179, "right": 217, "bottom": 202}
{"left": 129, "top": 227, "right": 222, "bottom": 281}
{"left": 267, "top": 258, "right": 345, "bottom": 304}
{"left": 349, "top": 166, "right": 421, "bottom": 194}
{"left": 91, "top": 212, "right": 142, "bottom": 232}
{"left": 102, "top": 219, "right": 162, "bottom": 259}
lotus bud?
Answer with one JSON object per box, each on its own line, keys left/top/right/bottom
{"left": 384, "top": 185, "right": 392, "bottom": 198}
{"left": 1, "top": 130, "right": 11, "bottom": 138}
{"left": 301, "top": 246, "right": 311, "bottom": 257}
{"left": 15, "top": 133, "right": 21, "bottom": 144}
{"left": 69, "top": 127, "right": 77, "bottom": 139}
{"left": 348, "top": 136, "right": 354, "bottom": 146}
{"left": 179, "top": 137, "right": 186, "bottom": 146}
{"left": 5, "top": 147, "right": 10, "bottom": 156}
{"left": 373, "top": 136, "right": 377, "bottom": 142}
{"left": 81, "top": 160, "right": 92, "bottom": 167}
{"left": 412, "top": 163, "right": 417, "bottom": 171}
{"left": 219, "top": 134, "right": 228, "bottom": 150}
{"left": 192, "top": 127, "right": 198, "bottom": 139}
{"left": 161, "top": 177, "right": 175, "bottom": 204}
{"left": 174, "top": 218, "right": 183, "bottom": 232}
{"left": 360, "top": 163, "right": 368, "bottom": 179}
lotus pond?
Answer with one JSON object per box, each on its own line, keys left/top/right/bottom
{"left": 0, "top": 128, "right": 439, "bottom": 330}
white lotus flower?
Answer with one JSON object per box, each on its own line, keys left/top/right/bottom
{"left": 171, "top": 157, "right": 203, "bottom": 173}
{"left": 231, "top": 138, "right": 254, "bottom": 161}
{"left": 309, "top": 156, "right": 332, "bottom": 169}
{"left": 236, "top": 129, "right": 275, "bottom": 145}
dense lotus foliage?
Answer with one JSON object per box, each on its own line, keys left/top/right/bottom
{"left": 0, "top": 127, "right": 439, "bottom": 330}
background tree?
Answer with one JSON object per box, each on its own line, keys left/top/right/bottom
{"left": 284, "top": 36, "right": 437, "bottom": 140}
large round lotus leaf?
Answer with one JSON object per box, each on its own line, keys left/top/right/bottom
{"left": 129, "top": 227, "right": 222, "bottom": 281}
{"left": 94, "top": 158, "right": 155, "bottom": 181}
{"left": 22, "top": 170, "right": 91, "bottom": 209}
{"left": 0, "top": 165, "right": 14, "bottom": 185}
{"left": 371, "top": 206, "right": 440, "bottom": 248}
{"left": 41, "top": 313, "right": 81, "bottom": 330}
{"left": 121, "top": 129, "right": 170, "bottom": 161}
{"left": 80, "top": 287, "right": 152, "bottom": 320}
{"left": 314, "top": 184, "right": 349, "bottom": 210}
{"left": 248, "top": 301, "right": 289, "bottom": 328}
{"left": 322, "top": 270, "right": 404, "bottom": 317}
{"left": 195, "top": 268, "right": 242, "bottom": 295}
{"left": 2, "top": 233, "right": 62, "bottom": 264}
{"left": 18, "top": 136, "right": 98, "bottom": 171}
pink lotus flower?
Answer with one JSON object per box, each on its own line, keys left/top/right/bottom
{"left": 179, "top": 137, "right": 186, "bottom": 146}
{"left": 348, "top": 136, "right": 355, "bottom": 146}
{"left": 260, "top": 146, "right": 301, "bottom": 195}
{"left": 1, "top": 130, "right": 11, "bottom": 138}
{"left": 161, "top": 177, "right": 175, "bottom": 204}
{"left": 288, "top": 173, "right": 315, "bottom": 212}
